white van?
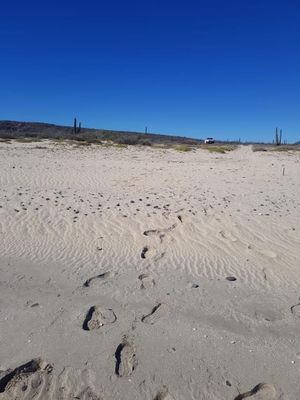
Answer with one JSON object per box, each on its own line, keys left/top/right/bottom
{"left": 204, "top": 137, "right": 214, "bottom": 144}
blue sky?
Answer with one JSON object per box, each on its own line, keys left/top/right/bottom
{"left": 1, "top": 0, "right": 300, "bottom": 143}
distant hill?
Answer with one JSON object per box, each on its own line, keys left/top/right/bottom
{"left": 0, "top": 120, "right": 202, "bottom": 145}
{"left": 0, "top": 120, "right": 95, "bottom": 139}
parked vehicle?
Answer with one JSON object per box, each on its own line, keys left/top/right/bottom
{"left": 204, "top": 137, "right": 215, "bottom": 144}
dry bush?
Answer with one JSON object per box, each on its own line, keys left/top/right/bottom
{"left": 173, "top": 144, "right": 192, "bottom": 152}
{"left": 198, "top": 145, "right": 236, "bottom": 153}
{"left": 15, "top": 137, "right": 42, "bottom": 143}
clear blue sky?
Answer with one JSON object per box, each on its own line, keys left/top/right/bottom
{"left": 1, "top": 0, "right": 300, "bottom": 143}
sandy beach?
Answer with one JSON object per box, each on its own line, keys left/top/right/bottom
{"left": 0, "top": 141, "right": 299, "bottom": 399}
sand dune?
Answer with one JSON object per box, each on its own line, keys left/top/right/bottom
{"left": 0, "top": 141, "right": 299, "bottom": 399}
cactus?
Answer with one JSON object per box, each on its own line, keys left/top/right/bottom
{"left": 275, "top": 127, "right": 283, "bottom": 145}
{"left": 73, "top": 118, "right": 82, "bottom": 134}
{"left": 73, "top": 118, "right": 77, "bottom": 134}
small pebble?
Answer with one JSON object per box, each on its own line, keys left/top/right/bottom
{"left": 226, "top": 276, "right": 237, "bottom": 282}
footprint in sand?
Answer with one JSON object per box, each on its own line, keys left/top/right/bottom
{"left": 143, "top": 229, "right": 162, "bottom": 237}
{"left": 0, "top": 360, "right": 102, "bottom": 399}
{"left": 82, "top": 306, "right": 116, "bottom": 331}
{"left": 141, "top": 246, "right": 165, "bottom": 261}
{"left": 143, "top": 224, "right": 177, "bottom": 243}
{"left": 154, "top": 388, "right": 175, "bottom": 400}
{"left": 115, "top": 339, "right": 137, "bottom": 377}
{"left": 141, "top": 246, "right": 149, "bottom": 259}
{"left": 254, "top": 307, "right": 283, "bottom": 322}
{"left": 83, "top": 271, "right": 110, "bottom": 288}
{"left": 141, "top": 303, "right": 168, "bottom": 324}
{"left": 139, "top": 274, "right": 155, "bottom": 289}
{"left": 291, "top": 302, "right": 300, "bottom": 318}
{"left": 0, "top": 358, "right": 52, "bottom": 395}
{"left": 75, "top": 387, "right": 102, "bottom": 400}
{"left": 219, "top": 230, "right": 238, "bottom": 242}
{"left": 259, "top": 249, "right": 277, "bottom": 259}
{"left": 239, "top": 298, "right": 283, "bottom": 323}
{"left": 234, "top": 383, "right": 276, "bottom": 400}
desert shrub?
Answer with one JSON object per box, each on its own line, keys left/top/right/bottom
{"left": 69, "top": 136, "right": 86, "bottom": 142}
{"left": 199, "top": 145, "right": 236, "bottom": 153}
{"left": 115, "top": 136, "right": 139, "bottom": 145}
{"left": 15, "top": 137, "right": 42, "bottom": 143}
{"left": 75, "top": 141, "right": 91, "bottom": 146}
{"left": 139, "top": 139, "right": 152, "bottom": 146}
{"left": 270, "top": 145, "right": 300, "bottom": 152}
{"left": 252, "top": 145, "right": 300, "bottom": 152}
{"left": 24, "top": 133, "right": 39, "bottom": 138}
{"left": 92, "top": 139, "right": 103, "bottom": 145}
{"left": 98, "top": 131, "right": 120, "bottom": 141}
{"left": 252, "top": 146, "right": 267, "bottom": 152}
{"left": 152, "top": 144, "right": 168, "bottom": 149}
{"left": 0, "top": 134, "right": 14, "bottom": 139}
{"left": 173, "top": 144, "right": 192, "bottom": 152}
{"left": 52, "top": 138, "right": 65, "bottom": 142}
{"left": 208, "top": 147, "right": 226, "bottom": 153}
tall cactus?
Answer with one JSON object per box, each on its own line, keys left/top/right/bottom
{"left": 74, "top": 118, "right": 77, "bottom": 134}
{"left": 275, "top": 127, "right": 283, "bottom": 145}
{"left": 73, "top": 118, "right": 82, "bottom": 134}
{"left": 280, "top": 129, "right": 282, "bottom": 144}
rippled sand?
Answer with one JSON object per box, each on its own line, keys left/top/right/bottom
{"left": 0, "top": 141, "right": 299, "bottom": 399}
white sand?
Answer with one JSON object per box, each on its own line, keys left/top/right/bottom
{"left": 0, "top": 141, "right": 299, "bottom": 399}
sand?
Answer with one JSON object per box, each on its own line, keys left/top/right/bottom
{"left": 0, "top": 141, "right": 299, "bottom": 399}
